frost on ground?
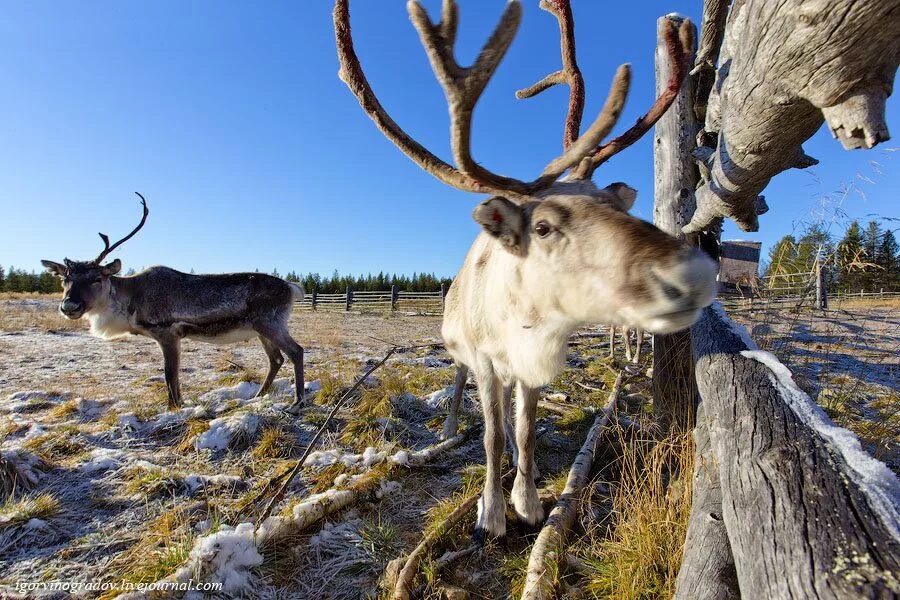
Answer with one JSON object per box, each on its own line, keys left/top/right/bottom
{"left": 1, "top": 298, "right": 897, "bottom": 598}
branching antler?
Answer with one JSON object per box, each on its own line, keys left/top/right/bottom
{"left": 407, "top": 1, "right": 530, "bottom": 194}
{"left": 334, "top": 0, "right": 692, "bottom": 196}
{"left": 94, "top": 192, "right": 149, "bottom": 264}
{"left": 572, "top": 19, "right": 695, "bottom": 178}
{"left": 334, "top": 0, "right": 528, "bottom": 196}
{"left": 516, "top": 0, "right": 585, "bottom": 149}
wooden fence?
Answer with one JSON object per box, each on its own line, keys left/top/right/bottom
{"left": 297, "top": 284, "right": 446, "bottom": 315}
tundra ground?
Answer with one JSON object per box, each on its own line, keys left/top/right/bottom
{"left": 0, "top": 296, "right": 896, "bottom": 599}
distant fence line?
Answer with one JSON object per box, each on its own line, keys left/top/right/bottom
{"left": 297, "top": 284, "right": 447, "bottom": 315}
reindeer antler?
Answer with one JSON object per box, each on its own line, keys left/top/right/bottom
{"left": 94, "top": 192, "right": 149, "bottom": 264}
{"left": 516, "top": 0, "right": 585, "bottom": 149}
{"left": 335, "top": 0, "right": 691, "bottom": 195}
{"left": 572, "top": 19, "right": 694, "bottom": 178}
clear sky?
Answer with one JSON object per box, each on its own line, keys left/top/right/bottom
{"left": 1, "top": 1, "right": 897, "bottom": 278}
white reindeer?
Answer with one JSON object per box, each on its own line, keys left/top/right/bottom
{"left": 334, "top": 0, "right": 715, "bottom": 539}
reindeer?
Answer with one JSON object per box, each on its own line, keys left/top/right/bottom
{"left": 41, "top": 194, "right": 308, "bottom": 414}
{"left": 335, "top": 0, "right": 716, "bottom": 539}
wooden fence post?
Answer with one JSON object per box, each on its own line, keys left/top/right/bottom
{"left": 652, "top": 14, "right": 700, "bottom": 433}
{"left": 391, "top": 284, "right": 398, "bottom": 312}
{"left": 440, "top": 283, "right": 447, "bottom": 313}
{"left": 311, "top": 288, "right": 318, "bottom": 311}
{"left": 345, "top": 285, "right": 353, "bottom": 312}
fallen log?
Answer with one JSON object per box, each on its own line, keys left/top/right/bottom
{"left": 685, "top": 0, "right": 900, "bottom": 233}
{"left": 520, "top": 373, "right": 622, "bottom": 600}
{"left": 391, "top": 467, "right": 517, "bottom": 600}
{"left": 689, "top": 303, "right": 900, "bottom": 597}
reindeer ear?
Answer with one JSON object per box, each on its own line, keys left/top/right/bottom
{"left": 603, "top": 182, "right": 637, "bottom": 211}
{"left": 41, "top": 260, "right": 67, "bottom": 277}
{"left": 100, "top": 259, "right": 122, "bottom": 276}
{"left": 473, "top": 197, "right": 526, "bottom": 254}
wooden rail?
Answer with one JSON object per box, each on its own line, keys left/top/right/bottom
{"left": 296, "top": 284, "right": 447, "bottom": 315}
{"left": 674, "top": 303, "right": 900, "bottom": 598}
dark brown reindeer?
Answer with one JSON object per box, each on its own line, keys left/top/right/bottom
{"left": 336, "top": 0, "right": 716, "bottom": 539}
{"left": 41, "top": 194, "right": 308, "bottom": 414}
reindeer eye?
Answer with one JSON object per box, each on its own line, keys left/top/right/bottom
{"left": 534, "top": 221, "right": 551, "bottom": 237}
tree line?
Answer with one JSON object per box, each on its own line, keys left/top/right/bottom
{"left": 764, "top": 219, "right": 899, "bottom": 293}
{"left": 0, "top": 266, "right": 453, "bottom": 294}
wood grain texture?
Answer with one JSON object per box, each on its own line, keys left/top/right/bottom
{"left": 690, "top": 305, "right": 900, "bottom": 598}
{"left": 673, "top": 401, "right": 739, "bottom": 600}
{"left": 686, "top": 0, "right": 900, "bottom": 234}
{"left": 652, "top": 15, "right": 700, "bottom": 433}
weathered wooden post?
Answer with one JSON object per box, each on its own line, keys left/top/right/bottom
{"left": 440, "top": 282, "right": 447, "bottom": 313}
{"left": 345, "top": 285, "right": 353, "bottom": 312}
{"left": 390, "top": 284, "right": 398, "bottom": 312}
{"left": 652, "top": 14, "right": 700, "bottom": 433}
{"left": 814, "top": 255, "right": 828, "bottom": 309}
{"left": 311, "top": 288, "right": 318, "bottom": 311}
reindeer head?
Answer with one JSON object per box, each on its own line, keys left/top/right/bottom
{"left": 335, "top": 0, "right": 716, "bottom": 333}
{"left": 42, "top": 193, "right": 148, "bottom": 320}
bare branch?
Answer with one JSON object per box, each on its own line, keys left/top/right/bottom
{"left": 94, "top": 192, "right": 149, "bottom": 264}
{"left": 577, "top": 18, "right": 695, "bottom": 177}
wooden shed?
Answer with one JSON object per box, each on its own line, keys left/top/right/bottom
{"left": 718, "top": 240, "right": 761, "bottom": 291}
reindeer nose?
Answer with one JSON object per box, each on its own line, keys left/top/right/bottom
{"left": 650, "top": 248, "right": 718, "bottom": 308}
{"left": 60, "top": 299, "right": 83, "bottom": 316}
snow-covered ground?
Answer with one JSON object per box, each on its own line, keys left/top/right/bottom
{"left": 1, "top": 297, "right": 896, "bottom": 598}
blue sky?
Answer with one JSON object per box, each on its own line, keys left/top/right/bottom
{"left": 1, "top": 1, "right": 897, "bottom": 278}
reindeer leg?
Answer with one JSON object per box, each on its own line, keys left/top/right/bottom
{"left": 442, "top": 364, "right": 468, "bottom": 440}
{"left": 473, "top": 358, "right": 506, "bottom": 542}
{"left": 623, "top": 326, "right": 633, "bottom": 361}
{"left": 511, "top": 381, "right": 543, "bottom": 528}
{"left": 256, "top": 336, "right": 284, "bottom": 398}
{"left": 633, "top": 328, "right": 643, "bottom": 363}
{"left": 254, "top": 323, "right": 305, "bottom": 415}
{"left": 502, "top": 384, "right": 516, "bottom": 464}
{"left": 158, "top": 336, "right": 182, "bottom": 410}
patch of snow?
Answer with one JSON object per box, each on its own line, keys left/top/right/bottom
{"left": 304, "top": 446, "right": 387, "bottom": 469}
{"left": 389, "top": 450, "right": 409, "bottom": 466}
{"left": 0, "top": 449, "right": 45, "bottom": 486}
{"left": 712, "top": 301, "right": 758, "bottom": 350}
{"left": 172, "top": 522, "right": 263, "bottom": 594}
{"left": 25, "top": 518, "right": 50, "bottom": 530}
{"left": 425, "top": 386, "right": 454, "bottom": 409}
{"left": 23, "top": 423, "right": 48, "bottom": 440}
{"left": 149, "top": 405, "right": 208, "bottom": 431}
{"left": 3, "top": 390, "right": 70, "bottom": 413}
{"left": 195, "top": 413, "right": 261, "bottom": 451}
{"left": 80, "top": 448, "right": 128, "bottom": 474}
{"left": 304, "top": 379, "right": 322, "bottom": 393}
{"left": 184, "top": 474, "right": 245, "bottom": 493}
{"left": 198, "top": 382, "right": 261, "bottom": 406}
{"left": 742, "top": 350, "right": 900, "bottom": 538}
{"left": 118, "top": 413, "right": 142, "bottom": 432}
{"left": 375, "top": 479, "right": 401, "bottom": 499}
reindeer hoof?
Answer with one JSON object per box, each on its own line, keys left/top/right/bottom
{"left": 472, "top": 527, "right": 505, "bottom": 546}
{"left": 283, "top": 402, "right": 305, "bottom": 416}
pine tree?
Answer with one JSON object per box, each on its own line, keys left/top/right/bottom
{"left": 836, "top": 221, "right": 865, "bottom": 293}
{"left": 876, "top": 230, "right": 899, "bottom": 290}
{"left": 0, "top": 265, "right": 5, "bottom": 292}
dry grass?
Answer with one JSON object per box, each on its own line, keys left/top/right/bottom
{"left": 0, "top": 492, "right": 61, "bottom": 530}
{"left": 101, "top": 504, "right": 209, "bottom": 599}
{"left": 176, "top": 418, "right": 211, "bottom": 453}
{"left": 252, "top": 425, "right": 298, "bottom": 460}
{"left": 21, "top": 426, "right": 87, "bottom": 464}
{"left": 578, "top": 430, "right": 694, "bottom": 600}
